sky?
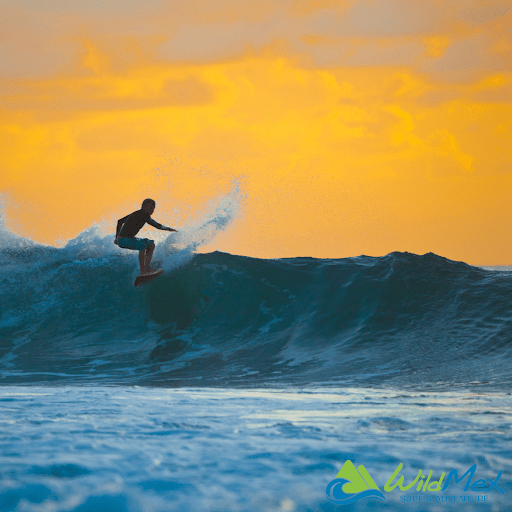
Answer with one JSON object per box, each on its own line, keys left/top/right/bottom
{"left": 1, "top": 0, "right": 511, "bottom": 264}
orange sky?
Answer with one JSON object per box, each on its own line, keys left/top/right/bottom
{"left": 1, "top": 0, "right": 511, "bottom": 264}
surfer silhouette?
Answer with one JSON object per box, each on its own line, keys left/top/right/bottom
{"left": 115, "top": 198, "right": 177, "bottom": 276}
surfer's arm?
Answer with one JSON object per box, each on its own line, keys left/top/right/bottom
{"left": 147, "top": 218, "right": 177, "bottom": 232}
{"left": 116, "top": 215, "right": 130, "bottom": 238}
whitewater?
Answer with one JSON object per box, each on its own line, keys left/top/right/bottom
{"left": 1, "top": 213, "right": 511, "bottom": 511}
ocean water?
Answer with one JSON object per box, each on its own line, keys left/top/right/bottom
{"left": 1, "top": 223, "right": 511, "bottom": 511}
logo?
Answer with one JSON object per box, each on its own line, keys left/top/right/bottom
{"left": 325, "top": 460, "right": 385, "bottom": 505}
{"left": 326, "top": 460, "right": 504, "bottom": 505}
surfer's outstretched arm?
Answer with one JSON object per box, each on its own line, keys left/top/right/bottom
{"left": 147, "top": 217, "right": 178, "bottom": 232}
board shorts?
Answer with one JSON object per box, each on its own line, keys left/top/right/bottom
{"left": 117, "top": 237, "right": 155, "bottom": 252}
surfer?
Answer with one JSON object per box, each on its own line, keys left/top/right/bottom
{"left": 115, "top": 199, "right": 177, "bottom": 275}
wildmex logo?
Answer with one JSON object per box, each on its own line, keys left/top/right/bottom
{"left": 325, "top": 460, "right": 385, "bottom": 505}
{"left": 326, "top": 460, "right": 504, "bottom": 505}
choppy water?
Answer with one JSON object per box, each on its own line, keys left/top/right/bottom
{"left": 1, "top": 222, "right": 511, "bottom": 510}
{"left": 1, "top": 386, "right": 511, "bottom": 512}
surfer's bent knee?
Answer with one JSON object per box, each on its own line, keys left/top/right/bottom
{"left": 139, "top": 239, "right": 155, "bottom": 252}
{"left": 117, "top": 236, "right": 154, "bottom": 251}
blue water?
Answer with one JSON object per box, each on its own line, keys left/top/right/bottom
{"left": 1, "top": 221, "right": 511, "bottom": 511}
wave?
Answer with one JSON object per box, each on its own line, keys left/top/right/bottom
{"left": 1, "top": 227, "right": 512, "bottom": 389}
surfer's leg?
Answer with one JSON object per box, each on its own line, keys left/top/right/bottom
{"left": 137, "top": 240, "right": 156, "bottom": 275}
{"left": 144, "top": 244, "right": 155, "bottom": 273}
{"left": 138, "top": 249, "right": 146, "bottom": 274}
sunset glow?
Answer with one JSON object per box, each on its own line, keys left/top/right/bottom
{"left": 1, "top": 0, "right": 511, "bottom": 263}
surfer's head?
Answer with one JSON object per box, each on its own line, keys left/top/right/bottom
{"left": 142, "top": 198, "right": 155, "bottom": 215}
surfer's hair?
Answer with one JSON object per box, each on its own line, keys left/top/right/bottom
{"left": 142, "top": 198, "right": 155, "bottom": 208}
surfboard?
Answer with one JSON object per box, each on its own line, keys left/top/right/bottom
{"left": 134, "top": 268, "right": 163, "bottom": 287}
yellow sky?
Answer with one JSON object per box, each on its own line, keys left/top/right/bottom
{"left": 1, "top": 0, "right": 511, "bottom": 264}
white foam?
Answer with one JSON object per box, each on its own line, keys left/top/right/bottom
{"left": 160, "top": 182, "right": 243, "bottom": 271}
{"left": 0, "top": 195, "right": 39, "bottom": 250}
{"left": 0, "top": 183, "right": 243, "bottom": 273}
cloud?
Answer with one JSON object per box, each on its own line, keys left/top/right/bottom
{"left": 330, "top": 0, "right": 442, "bottom": 37}
{"left": 156, "top": 15, "right": 288, "bottom": 64}
{"left": 418, "top": 32, "right": 508, "bottom": 83}
{"left": 2, "top": 0, "right": 511, "bottom": 78}
{"left": 0, "top": 41, "right": 216, "bottom": 116}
